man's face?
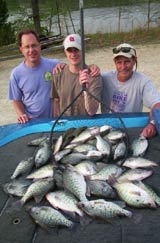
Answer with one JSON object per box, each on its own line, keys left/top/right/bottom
{"left": 65, "top": 47, "right": 82, "bottom": 66}
{"left": 114, "top": 56, "right": 136, "bottom": 82}
{"left": 20, "top": 33, "right": 41, "bottom": 67}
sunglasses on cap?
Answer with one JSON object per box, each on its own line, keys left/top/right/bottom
{"left": 112, "top": 47, "right": 136, "bottom": 54}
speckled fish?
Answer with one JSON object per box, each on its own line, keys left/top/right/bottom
{"left": 53, "top": 135, "right": 63, "bottom": 155}
{"left": 54, "top": 148, "right": 71, "bottom": 162}
{"left": 69, "top": 127, "right": 97, "bottom": 145}
{"left": 117, "top": 168, "right": 153, "bottom": 182}
{"left": 3, "top": 179, "right": 32, "bottom": 197}
{"left": 14, "top": 177, "right": 54, "bottom": 206}
{"left": 111, "top": 180, "right": 156, "bottom": 208}
{"left": 73, "top": 143, "right": 96, "bottom": 153}
{"left": 28, "top": 206, "right": 75, "bottom": 229}
{"left": 86, "top": 180, "right": 116, "bottom": 199}
{"left": 131, "top": 136, "right": 148, "bottom": 157}
{"left": 74, "top": 160, "right": 98, "bottom": 176}
{"left": 105, "top": 129, "right": 126, "bottom": 143}
{"left": 63, "top": 164, "right": 88, "bottom": 201}
{"left": 11, "top": 157, "right": 34, "bottom": 179}
{"left": 86, "top": 150, "right": 103, "bottom": 161}
{"left": 27, "top": 136, "right": 49, "bottom": 146}
{"left": 90, "top": 127, "right": 111, "bottom": 157}
{"left": 26, "top": 164, "right": 54, "bottom": 180}
{"left": 78, "top": 199, "right": 132, "bottom": 220}
{"left": 136, "top": 181, "right": 160, "bottom": 206}
{"left": 88, "top": 164, "right": 124, "bottom": 181}
{"left": 122, "top": 157, "right": 158, "bottom": 169}
{"left": 61, "top": 152, "right": 88, "bottom": 165}
{"left": 34, "top": 141, "right": 51, "bottom": 168}
{"left": 46, "top": 190, "right": 83, "bottom": 217}
{"left": 113, "top": 141, "right": 127, "bottom": 160}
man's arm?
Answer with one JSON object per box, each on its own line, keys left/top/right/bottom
{"left": 141, "top": 102, "right": 160, "bottom": 138}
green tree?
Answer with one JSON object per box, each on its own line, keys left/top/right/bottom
{"left": 0, "top": 0, "right": 15, "bottom": 46}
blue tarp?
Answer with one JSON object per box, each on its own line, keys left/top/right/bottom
{"left": 0, "top": 113, "right": 149, "bottom": 147}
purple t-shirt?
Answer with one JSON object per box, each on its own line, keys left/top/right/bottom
{"left": 9, "top": 57, "right": 60, "bottom": 118}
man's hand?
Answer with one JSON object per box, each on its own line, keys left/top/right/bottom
{"left": 141, "top": 122, "right": 157, "bottom": 138}
{"left": 89, "top": 64, "right": 100, "bottom": 77}
{"left": 17, "top": 114, "right": 31, "bottom": 124}
{"left": 53, "top": 63, "right": 66, "bottom": 74}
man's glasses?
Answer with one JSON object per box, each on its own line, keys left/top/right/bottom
{"left": 112, "top": 47, "right": 136, "bottom": 54}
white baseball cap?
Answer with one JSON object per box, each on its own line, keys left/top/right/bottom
{"left": 63, "top": 34, "right": 81, "bottom": 50}
{"left": 113, "top": 43, "right": 136, "bottom": 59}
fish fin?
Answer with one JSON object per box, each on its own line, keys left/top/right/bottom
{"left": 34, "top": 194, "right": 44, "bottom": 203}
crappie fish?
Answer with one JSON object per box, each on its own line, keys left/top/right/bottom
{"left": 86, "top": 150, "right": 103, "bottom": 161}
{"left": 90, "top": 127, "right": 111, "bottom": 157}
{"left": 87, "top": 180, "right": 116, "bottom": 199}
{"left": 112, "top": 180, "right": 156, "bottom": 208}
{"left": 54, "top": 148, "right": 71, "bottom": 162}
{"left": 53, "top": 135, "right": 63, "bottom": 154}
{"left": 136, "top": 181, "right": 160, "bottom": 206}
{"left": 88, "top": 164, "right": 124, "bottom": 181}
{"left": 27, "top": 164, "right": 54, "bottom": 180}
{"left": 3, "top": 179, "right": 32, "bottom": 197}
{"left": 78, "top": 199, "right": 132, "bottom": 220}
{"left": 61, "top": 152, "right": 88, "bottom": 165}
{"left": 27, "top": 136, "right": 49, "bottom": 146}
{"left": 113, "top": 141, "right": 127, "bottom": 160}
{"left": 73, "top": 143, "right": 96, "bottom": 153}
{"left": 14, "top": 177, "right": 54, "bottom": 206}
{"left": 131, "top": 136, "right": 148, "bottom": 157}
{"left": 46, "top": 190, "right": 83, "bottom": 217}
{"left": 63, "top": 164, "right": 88, "bottom": 201}
{"left": 117, "top": 168, "right": 153, "bottom": 182}
{"left": 74, "top": 160, "right": 98, "bottom": 176}
{"left": 69, "top": 127, "right": 98, "bottom": 145}
{"left": 28, "top": 206, "right": 75, "bottom": 229}
{"left": 11, "top": 157, "right": 34, "bottom": 179}
{"left": 122, "top": 157, "right": 158, "bottom": 169}
{"left": 34, "top": 141, "right": 51, "bottom": 168}
{"left": 105, "top": 130, "right": 126, "bottom": 143}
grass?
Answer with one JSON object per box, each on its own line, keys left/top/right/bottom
{"left": 0, "top": 26, "right": 160, "bottom": 59}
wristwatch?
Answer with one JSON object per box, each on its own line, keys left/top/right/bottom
{"left": 149, "top": 120, "right": 155, "bottom": 126}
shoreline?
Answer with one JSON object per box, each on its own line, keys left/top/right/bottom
{"left": 0, "top": 43, "right": 160, "bottom": 126}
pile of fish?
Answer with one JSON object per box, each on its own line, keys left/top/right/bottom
{"left": 3, "top": 125, "right": 160, "bottom": 231}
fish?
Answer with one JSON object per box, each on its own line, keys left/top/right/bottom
{"left": 122, "top": 157, "right": 158, "bottom": 169}
{"left": 69, "top": 127, "right": 98, "bottom": 145}
{"left": 131, "top": 136, "right": 148, "bottom": 157}
{"left": 63, "top": 164, "right": 88, "bottom": 201}
{"left": 73, "top": 143, "right": 96, "bottom": 153}
{"left": 86, "top": 180, "right": 116, "bottom": 198}
{"left": 136, "top": 181, "right": 160, "bottom": 206}
{"left": 113, "top": 141, "right": 127, "bottom": 160}
{"left": 27, "top": 136, "right": 49, "bottom": 146}
{"left": 28, "top": 206, "right": 75, "bottom": 229}
{"left": 53, "top": 135, "right": 63, "bottom": 154}
{"left": 78, "top": 199, "right": 132, "bottom": 220}
{"left": 54, "top": 148, "right": 71, "bottom": 162}
{"left": 74, "top": 160, "right": 98, "bottom": 176}
{"left": 34, "top": 141, "right": 51, "bottom": 168}
{"left": 117, "top": 168, "right": 153, "bottom": 182}
{"left": 14, "top": 177, "right": 54, "bottom": 206}
{"left": 26, "top": 164, "right": 54, "bottom": 180}
{"left": 10, "top": 157, "right": 34, "bottom": 179}
{"left": 88, "top": 164, "right": 124, "bottom": 181}
{"left": 105, "top": 129, "right": 126, "bottom": 143}
{"left": 61, "top": 152, "right": 88, "bottom": 165}
{"left": 90, "top": 127, "right": 111, "bottom": 157}
{"left": 3, "top": 179, "right": 32, "bottom": 197}
{"left": 111, "top": 179, "right": 156, "bottom": 208}
{"left": 46, "top": 190, "right": 83, "bottom": 217}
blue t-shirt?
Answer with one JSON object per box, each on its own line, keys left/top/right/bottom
{"left": 9, "top": 57, "right": 60, "bottom": 118}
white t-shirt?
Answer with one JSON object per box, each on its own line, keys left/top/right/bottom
{"left": 101, "top": 71, "right": 160, "bottom": 113}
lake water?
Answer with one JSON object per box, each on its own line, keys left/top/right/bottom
{"left": 8, "top": 2, "right": 160, "bottom": 35}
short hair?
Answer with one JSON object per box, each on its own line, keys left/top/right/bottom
{"left": 17, "top": 29, "right": 40, "bottom": 46}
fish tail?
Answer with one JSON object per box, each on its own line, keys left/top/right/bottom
{"left": 11, "top": 199, "right": 24, "bottom": 211}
